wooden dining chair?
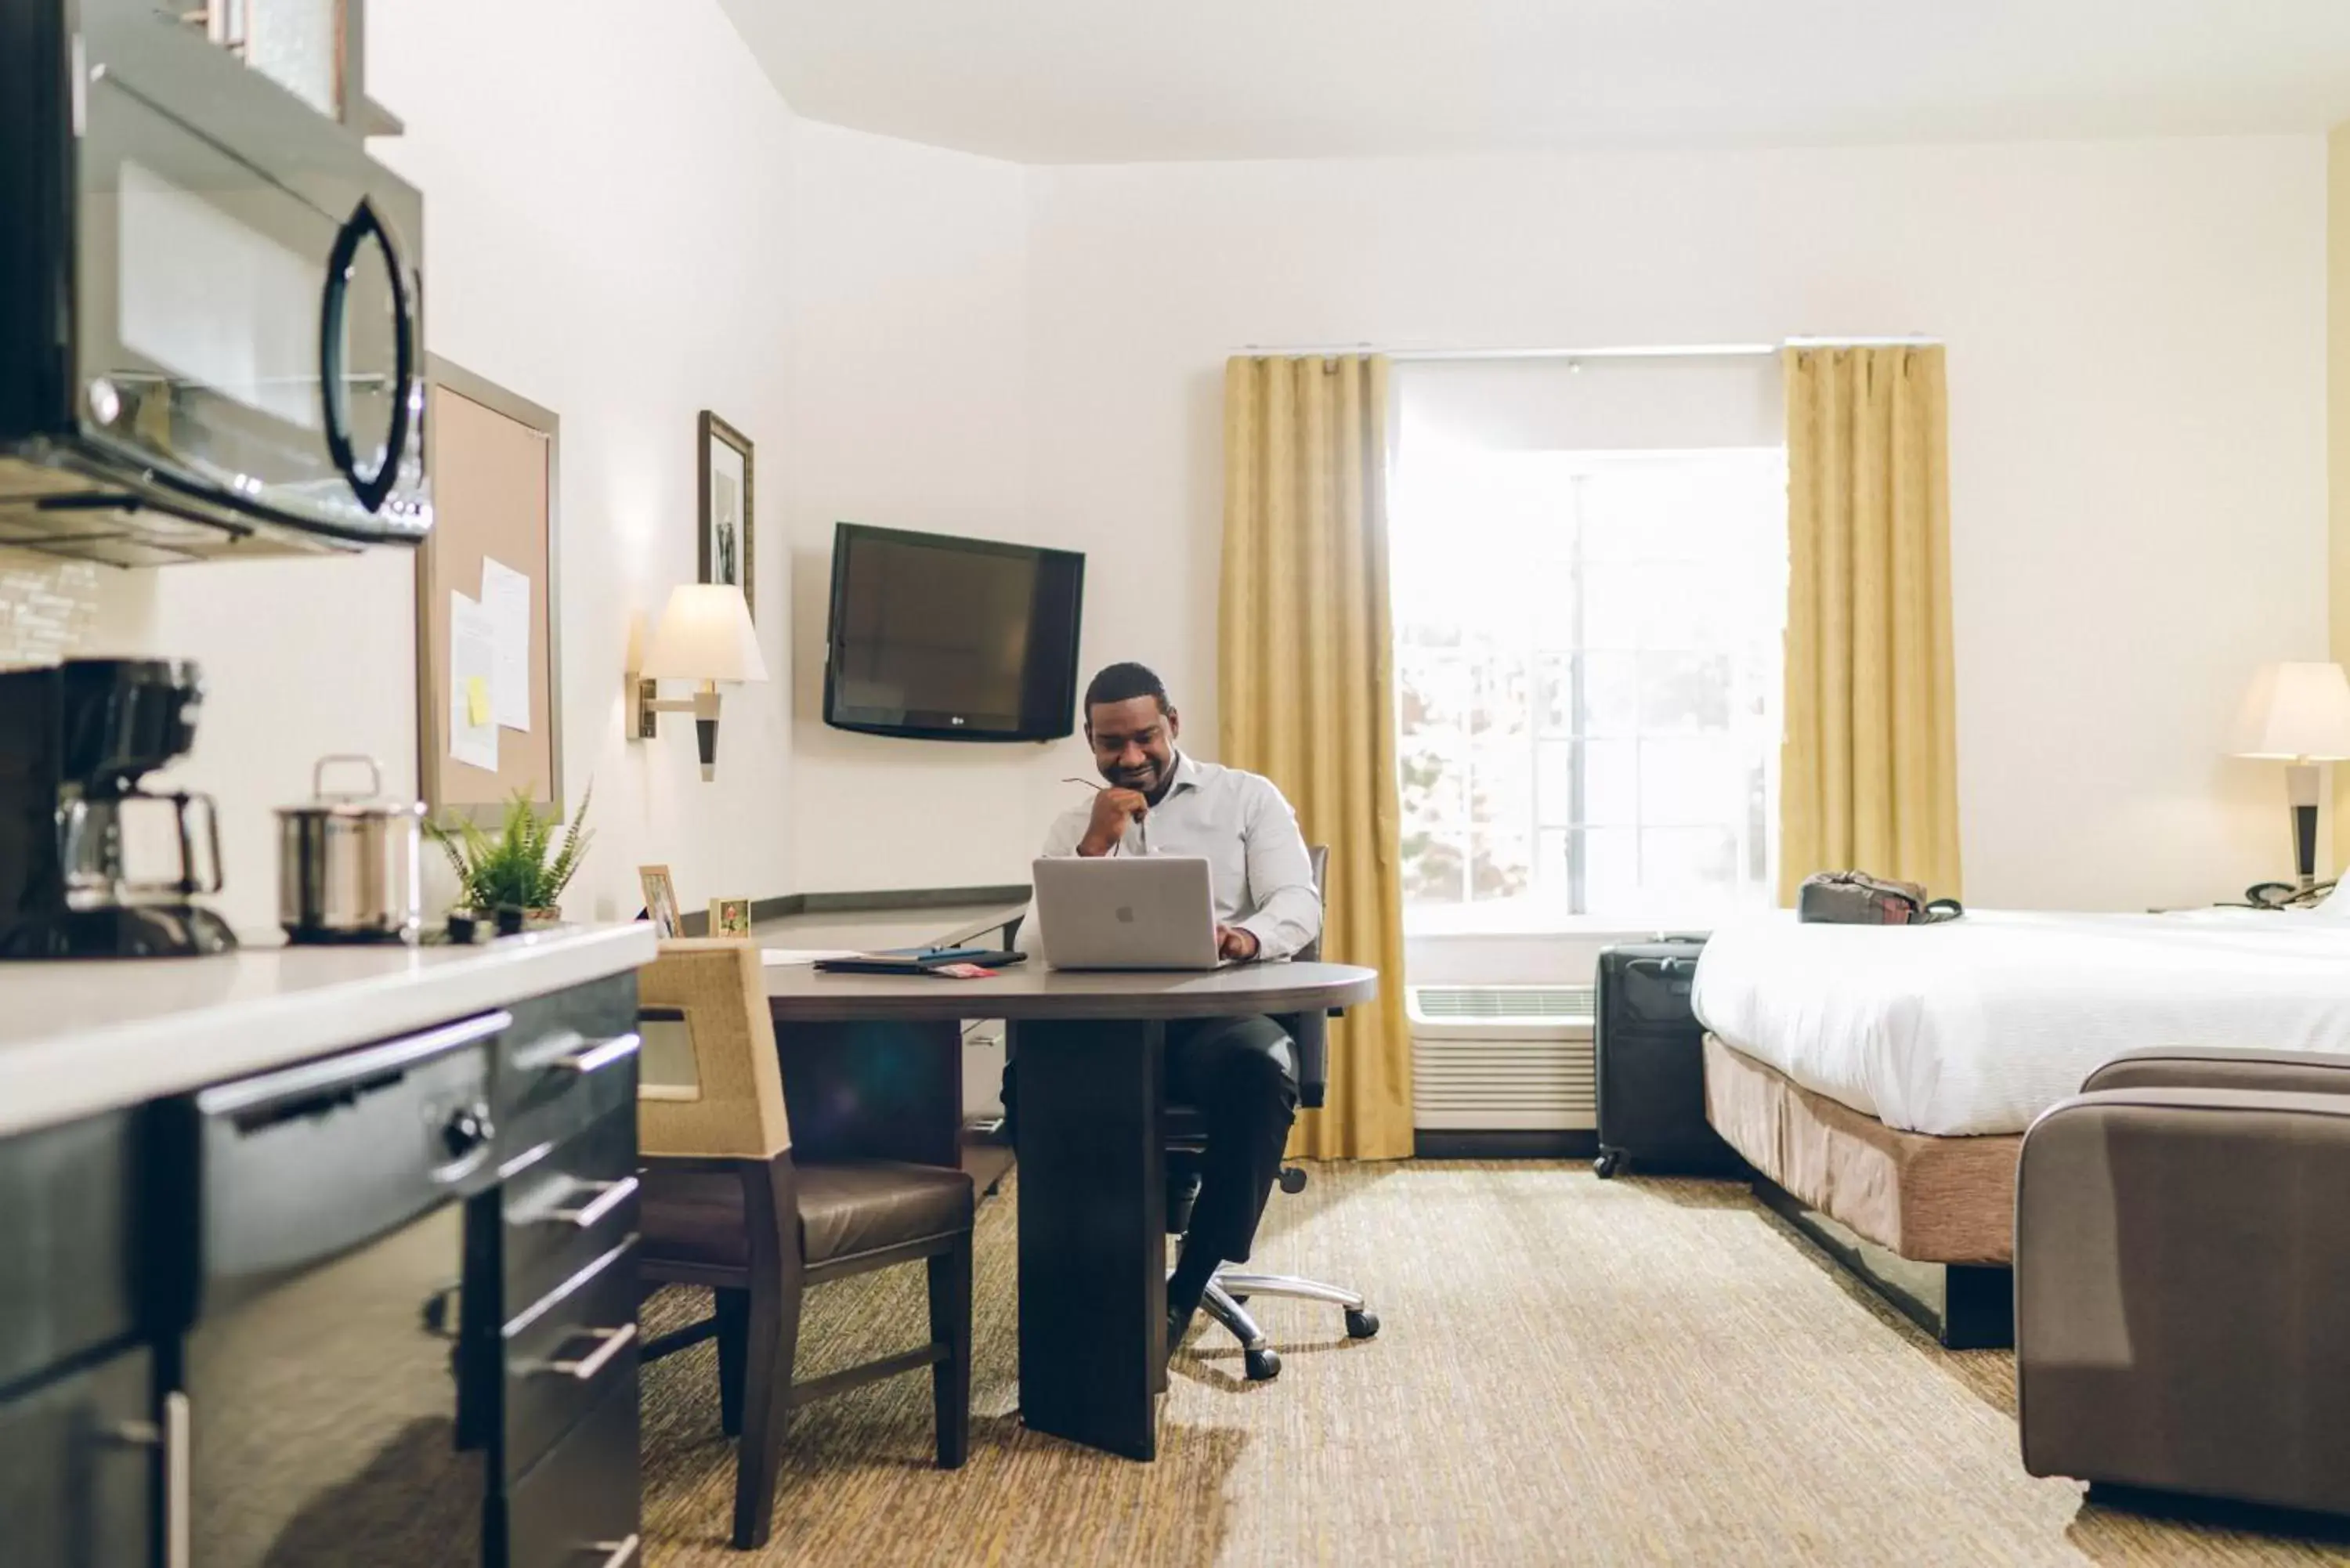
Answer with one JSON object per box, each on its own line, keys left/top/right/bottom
{"left": 633, "top": 940, "right": 974, "bottom": 1551}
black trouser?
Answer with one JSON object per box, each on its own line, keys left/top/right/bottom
{"left": 1163, "top": 1014, "right": 1300, "bottom": 1266}
{"left": 1000, "top": 1013, "right": 1300, "bottom": 1266}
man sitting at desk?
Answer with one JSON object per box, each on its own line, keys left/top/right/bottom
{"left": 1016, "top": 660, "right": 1321, "bottom": 1351}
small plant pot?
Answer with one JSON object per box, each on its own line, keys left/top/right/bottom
{"left": 460, "top": 905, "right": 563, "bottom": 932}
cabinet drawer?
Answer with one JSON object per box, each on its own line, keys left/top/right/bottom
{"left": 497, "top": 976, "right": 641, "bottom": 1149}
{"left": 0, "top": 1345, "right": 154, "bottom": 1568}
{"left": 504, "top": 1238, "right": 638, "bottom": 1483}
{"left": 502, "top": 1105, "right": 639, "bottom": 1315}
{"left": 0, "top": 1109, "right": 143, "bottom": 1390}
{"left": 499, "top": 1374, "right": 641, "bottom": 1568}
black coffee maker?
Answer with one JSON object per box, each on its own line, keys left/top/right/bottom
{"left": 0, "top": 659, "right": 237, "bottom": 958}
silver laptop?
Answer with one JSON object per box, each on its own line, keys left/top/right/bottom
{"left": 1032, "top": 856, "right": 1228, "bottom": 970}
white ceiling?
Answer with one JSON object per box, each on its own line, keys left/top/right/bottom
{"left": 719, "top": 0, "right": 2350, "bottom": 165}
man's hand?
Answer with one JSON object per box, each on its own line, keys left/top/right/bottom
{"left": 1077, "top": 787, "right": 1150, "bottom": 857}
{"left": 1217, "top": 924, "right": 1260, "bottom": 962}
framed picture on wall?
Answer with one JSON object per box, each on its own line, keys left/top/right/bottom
{"left": 698, "top": 411, "right": 754, "bottom": 621}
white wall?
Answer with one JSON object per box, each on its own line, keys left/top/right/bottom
{"left": 1023, "top": 137, "right": 2330, "bottom": 920}
{"left": 83, "top": 0, "right": 800, "bottom": 933}
{"left": 783, "top": 122, "right": 1061, "bottom": 890}
{"left": 52, "top": 35, "right": 2334, "bottom": 938}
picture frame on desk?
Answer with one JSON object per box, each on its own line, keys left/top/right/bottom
{"left": 639, "top": 865, "right": 681, "bottom": 939}
{"left": 710, "top": 897, "right": 752, "bottom": 939}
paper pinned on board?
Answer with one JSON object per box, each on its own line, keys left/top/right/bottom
{"left": 479, "top": 556, "right": 531, "bottom": 732}
{"left": 450, "top": 591, "right": 500, "bottom": 771}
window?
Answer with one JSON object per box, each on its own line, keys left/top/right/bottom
{"left": 1393, "top": 363, "right": 1787, "bottom": 933}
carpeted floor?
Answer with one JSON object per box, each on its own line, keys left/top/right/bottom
{"left": 638, "top": 1162, "right": 2350, "bottom": 1566}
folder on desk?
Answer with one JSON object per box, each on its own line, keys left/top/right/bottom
{"left": 812, "top": 947, "right": 1026, "bottom": 976}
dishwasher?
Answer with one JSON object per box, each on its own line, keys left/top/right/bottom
{"left": 168, "top": 1012, "right": 509, "bottom": 1567}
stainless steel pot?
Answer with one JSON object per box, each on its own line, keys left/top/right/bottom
{"left": 277, "top": 755, "right": 425, "bottom": 944}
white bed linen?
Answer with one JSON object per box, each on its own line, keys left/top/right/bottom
{"left": 1690, "top": 909, "right": 2350, "bottom": 1136}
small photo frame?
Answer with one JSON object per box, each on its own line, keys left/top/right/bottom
{"left": 638, "top": 865, "right": 681, "bottom": 939}
{"left": 698, "top": 411, "right": 754, "bottom": 622}
{"left": 709, "top": 897, "right": 752, "bottom": 940}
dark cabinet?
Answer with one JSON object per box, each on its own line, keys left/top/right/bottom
{"left": 0, "top": 1105, "right": 154, "bottom": 1568}
{"left": 0, "top": 1109, "right": 143, "bottom": 1392}
{"left": 0, "top": 966, "right": 645, "bottom": 1568}
{"left": 486, "top": 978, "right": 644, "bottom": 1566}
{"left": 497, "top": 1376, "right": 640, "bottom": 1568}
{"left": 0, "top": 1346, "right": 156, "bottom": 1568}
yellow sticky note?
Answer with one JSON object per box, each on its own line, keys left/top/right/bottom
{"left": 465, "top": 675, "right": 490, "bottom": 727}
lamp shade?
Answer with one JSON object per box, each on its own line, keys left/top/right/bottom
{"left": 642, "top": 584, "right": 768, "bottom": 683}
{"left": 2231, "top": 661, "right": 2350, "bottom": 760}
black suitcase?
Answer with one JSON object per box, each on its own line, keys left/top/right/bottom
{"left": 1592, "top": 938, "right": 1748, "bottom": 1179}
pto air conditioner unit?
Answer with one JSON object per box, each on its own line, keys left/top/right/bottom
{"left": 1408, "top": 985, "right": 1595, "bottom": 1133}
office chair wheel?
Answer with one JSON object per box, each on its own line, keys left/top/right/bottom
{"left": 1245, "top": 1347, "right": 1282, "bottom": 1382}
{"left": 1345, "top": 1309, "right": 1380, "bottom": 1340}
{"left": 1278, "top": 1166, "right": 1307, "bottom": 1194}
{"left": 1593, "top": 1151, "right": 1625, "bottom": 1180}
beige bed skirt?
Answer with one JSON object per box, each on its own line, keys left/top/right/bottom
{"left": 1701, "top": 1035, "right": 2020, "bottom": 1266}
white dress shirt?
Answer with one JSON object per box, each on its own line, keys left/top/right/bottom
{"left": 1021, "top": 753, "right": 1322, "bottom": 962}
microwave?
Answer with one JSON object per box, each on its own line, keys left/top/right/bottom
{"left": 0, "top": 0, "right": 428, "bottom": 565}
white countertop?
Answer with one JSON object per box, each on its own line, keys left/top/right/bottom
{"left": 0, "top": 923, "right": 657, "bottom": 1138}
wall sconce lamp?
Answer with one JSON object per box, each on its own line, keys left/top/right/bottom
{"left": 629, "top": 583, "right": 768, "bottom": 780}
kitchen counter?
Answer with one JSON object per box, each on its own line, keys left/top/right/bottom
{"left": 0, "top": 922, "right": 656, "bottom": 1136}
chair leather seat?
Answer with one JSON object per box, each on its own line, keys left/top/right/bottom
{"left": 797, "top": 1160, "right": 974, "bottom": 1265}
{"left": 639, "top": 1158, "right": 974, "bottom": 1272}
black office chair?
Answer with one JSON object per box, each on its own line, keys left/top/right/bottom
{"left": 1166, "top": 846, "right": 1379, "bottom": 1381}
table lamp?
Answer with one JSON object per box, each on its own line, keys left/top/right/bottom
{"left": 2231, "top": 660, "right": 2350, "bottom": 891}
{"left": 630, "top": 584, "right": 768, "bottom": 780}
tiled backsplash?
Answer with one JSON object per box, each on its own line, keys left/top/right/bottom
{"left": 0, "top": 550, "right": 101, "bottom": 668}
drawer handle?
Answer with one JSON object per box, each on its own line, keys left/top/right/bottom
{"left": 548, "top": 1176, "right": 638, "bottom": 1230}
{"left": 540, "top": 1322, "right": 637, "bottom": 1382}
{"left": 554, "top": 1033, "right": 641, "bottom": 1075}
{"left": 588, "top": 1535, "right": 641, "bottom": 1568}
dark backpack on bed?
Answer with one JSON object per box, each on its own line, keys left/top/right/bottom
{"left": 1797, "top": 870, "right": 1963, "bottom": 926}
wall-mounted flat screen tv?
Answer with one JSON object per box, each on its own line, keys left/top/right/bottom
{"left": 822, "top": 523, "right": 1086, "bottom": 741}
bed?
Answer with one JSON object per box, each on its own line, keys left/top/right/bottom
{"left": 1690, "top": 909, "right": 2350, "bottom": 1343}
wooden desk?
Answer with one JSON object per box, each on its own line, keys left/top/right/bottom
{"left": 753, "top": 901, "right": 1025, "bottom": 1186}
{"left": 765, "top": 961, "right": 1379, "bottom": 1461}
{"left": 749, "top": 900, "right": 1027, "bottom": 955}
{"left": 752, "top": 903, "right": 1027, "bottom": 1187}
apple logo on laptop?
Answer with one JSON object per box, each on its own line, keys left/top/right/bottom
{"left": 1115, "top": 905, "right": 1136, "bottom": 924}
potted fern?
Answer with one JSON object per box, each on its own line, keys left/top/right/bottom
{"left": 428, "top": 784, "right": 594, "bottom": 927}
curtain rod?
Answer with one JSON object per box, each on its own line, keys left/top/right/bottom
{"left": 1227, "top": 338, "right": 1940, "bottom": 363}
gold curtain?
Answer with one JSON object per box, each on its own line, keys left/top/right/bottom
{"left": 1220, "top": 354, "right": 1413, "bottom": 1160}
{"left": 1779, "top": 345, "right": 1962, "bottom": 902}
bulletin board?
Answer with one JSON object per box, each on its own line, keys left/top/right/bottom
{"left": 414, "top": 356, "right": 563, "bottom": 820}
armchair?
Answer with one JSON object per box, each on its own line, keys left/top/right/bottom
{"left": 2016, "top": 1046, "right": 2350, "bottom": 1517}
